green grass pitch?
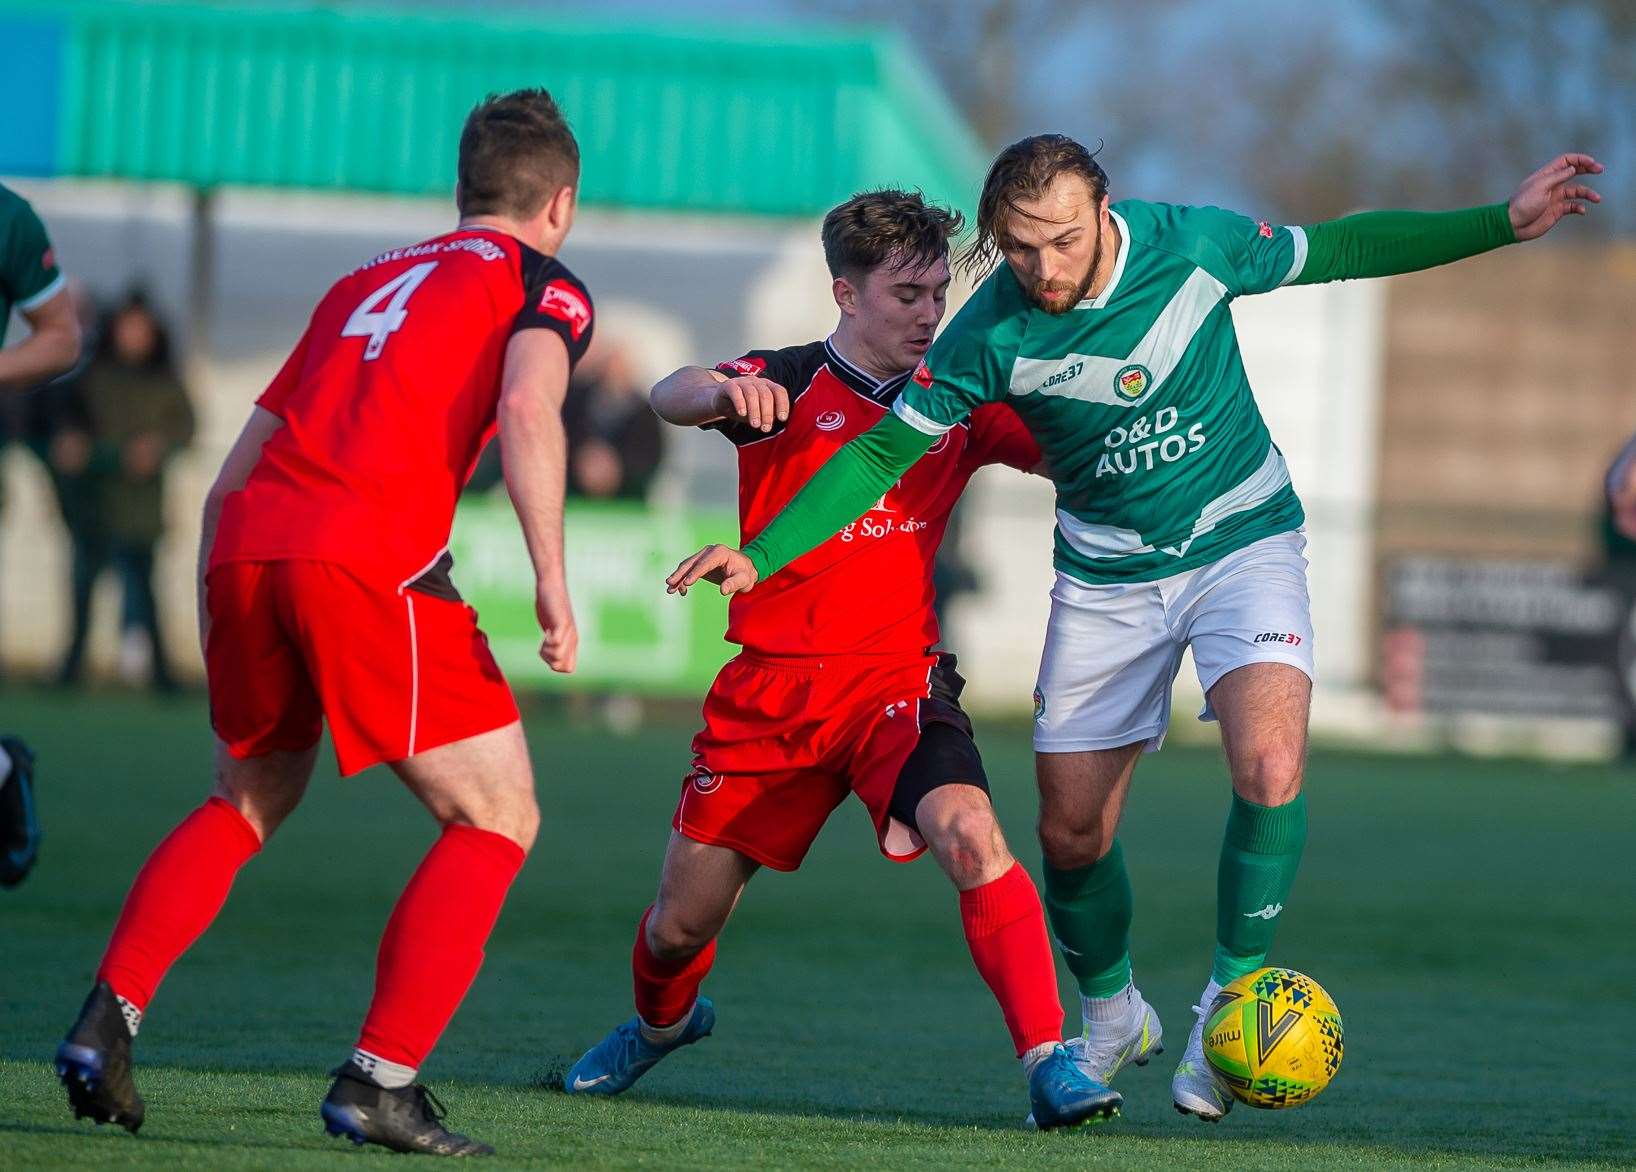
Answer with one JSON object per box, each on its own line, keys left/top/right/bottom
{"left": 2, "top": 687, "right": 1632, "bottom": 1169}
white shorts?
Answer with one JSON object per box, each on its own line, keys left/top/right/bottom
{"left": 1032, "top": 529, "right": 1315, "bottom": 753}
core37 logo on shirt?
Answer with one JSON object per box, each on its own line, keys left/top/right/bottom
{"left": 538, "top": 280, "right": 592, "bottom": 340}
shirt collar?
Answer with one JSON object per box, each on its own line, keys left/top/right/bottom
{"left": 824, "top": 336, "right": 912, "bottom": 402}
{"left": 1077, "top": 209, "right": 1130, "bottom": 310}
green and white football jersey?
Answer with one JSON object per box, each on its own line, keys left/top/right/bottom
{"left": 0, "top": 182, "right": 65, "bottom": 347}
{"left": 896, "top": 199, "right": 1310, "bottom": 584}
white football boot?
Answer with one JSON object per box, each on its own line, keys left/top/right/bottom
{"left": 1066, "top": 992, "right": 1164, "bottom": 1085}
{"left": 1171, "top": 1001, "right": 1233, "bottom": 1121}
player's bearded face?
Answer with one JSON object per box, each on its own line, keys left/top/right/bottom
{"left": 998, "top": 176, "right": 1107, "bottom": 315}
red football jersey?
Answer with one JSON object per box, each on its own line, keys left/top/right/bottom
{"left": 211, "top": 227, "right": 594, "bottom": 586}
{"left": 710, "top": 338, "right": 1040, "bottom": 657}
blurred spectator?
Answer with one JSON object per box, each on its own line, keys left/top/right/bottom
{"left": 1602, "top": 432, "right": 1636, "bottom": 572}
{"left": 51, "top": 290, "right": 194, "bottom": 691}
{"left": 564, "top": 340, "right": 662, "bottom": 500}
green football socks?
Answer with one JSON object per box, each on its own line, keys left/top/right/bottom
{"left": 1213, "top": 791, "right": 1308, "bottom": 987}
{"left": 1043, "top": 839, "right": 1133, "bottom": 999}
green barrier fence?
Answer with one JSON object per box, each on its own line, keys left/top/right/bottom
{"left": 449, "top": 497, "right": 735, "bottom": 694}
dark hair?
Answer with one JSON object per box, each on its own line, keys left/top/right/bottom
{"left": 960, "top": 134, "right": 1109, "bottom": 277}
{"left": 457, "top": 88, "right": 580, "bottom": 219}
{"left": 100, "top": 288, "right": 172, "bottom": 373}
{"left": 821, "top": 189, "right": 964, "bottom": 283}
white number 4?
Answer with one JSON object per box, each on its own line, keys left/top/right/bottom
{"left": 342, "top": 261, "right": 438, "bottom": 360}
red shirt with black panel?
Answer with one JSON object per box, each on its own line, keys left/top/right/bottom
{"left": 203, "top": 227, "right": 594, "bottom": 775}
{"left": 671, "top": 337, "right": 1041, "bottom": 872}
{"left": 212, "top": 226, "right": 594, "bottom": 589}
{"left": 708, "top": 337, "right": 1040, "bottom": 658}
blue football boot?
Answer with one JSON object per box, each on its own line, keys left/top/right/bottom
{"left": 563, "top": 998, "right": 715, "bottom": 1096}
{"left": 1028, "top": 1043, "right": 1122, "bottom": 1130}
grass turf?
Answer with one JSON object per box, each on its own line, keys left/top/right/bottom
{"left": 1, "top": 686, "right": 1632, "bottom": 1169}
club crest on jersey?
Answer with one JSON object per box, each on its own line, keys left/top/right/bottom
{"left": 815, "top": 410, "right": 846, "bottom": 432}
{"left": 1257, "top": 220, "right": 1275, "bottom": 239}
{"left": 538, "top": 279, "right": 592, "bottom": 341}
{"left": 1114, "top": 363, "right": 1152, "bottom": 401}
{"left": 720, "top": 356, "right": 766, "bottom": 377}
{"left": 688, "top": 764, "right": 722, "bottom": 794}
{"left": 1033, "top": 687, "right": 1046, "bottom": 722}
{"left": 912, "top": 360, "right": 934, "bottom": 389}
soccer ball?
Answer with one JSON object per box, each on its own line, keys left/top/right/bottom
{"left": 1202, "top": 967, "right": 1343, "bottom": 1109}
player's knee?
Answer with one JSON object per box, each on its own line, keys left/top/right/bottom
{"left": 1230, "top": 744, "right": 1305, "bottom": 806}
{"left": 924, "top": 797, "right": 1010, "bottom": 887}
{"left": 211, "top": 771, "right": 304, "bottom": 842}
{"left": 441, "top": 786, "right": 540, "bottom": 854}
{"left": 645, "top": 907, "right": 717, "bottom": 963}
{"left": 1037, "top": 808, "right": 1113, "bottom": 870}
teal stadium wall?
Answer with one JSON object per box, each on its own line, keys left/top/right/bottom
{"left": 0, "top": 0, "right": 986, "bottom": 217}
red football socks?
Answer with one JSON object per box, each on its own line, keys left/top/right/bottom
{"left": 959, "top": 863, "right": 1065, "bottom": 1057}
{"left": 98, "top": 796, "right": 264, "bottom": 1010}
{"left": 631, "top": 905, "right": 716, "bottom": 1028}
{"left": 356, "top": 824, "right": 525, "bottom": 1068}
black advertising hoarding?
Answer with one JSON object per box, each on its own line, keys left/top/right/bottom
{"left": 1382, "top": 557, "right": 1636, "bottom": 735}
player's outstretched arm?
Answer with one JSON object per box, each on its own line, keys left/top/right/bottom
{"left": 651, "top": 365, "right": 788, "bottom": 433}
{"left": 0, "top": 287, "right": 81, "bottom": 391}
{"left": 1293, "top": 153, "right": 1602, "bottom": 286}
{"left": 499, "top": 329, "right": 578, "bottom": 673}
{"left": 666, "top": 412, "right": 935, "bottom": 596}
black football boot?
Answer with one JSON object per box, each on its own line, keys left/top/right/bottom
{"left": 0, "top": 735, "right": 41, "bottom": 888}
{"left": 321, "top": 1063, "right": 494, "bottom": 1156}
{"left": 56, "top": 981, "right": 145, "bottom": 1133}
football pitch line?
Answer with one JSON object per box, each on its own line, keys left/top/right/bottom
{"left": 2, "top": 689, "right": 1632, "bottom": 1168}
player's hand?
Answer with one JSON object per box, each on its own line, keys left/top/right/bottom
{"left": 1508, "top": 154, "right": 1603, "bottom": 241}
{"left": 715, "top": 376, "right": 789, "bottom": 433}
{"left": 666, "top": 544, "right": 760, "bottom": 596}
{"left": 535, "top": 584, "right": 578, "bottom": 673}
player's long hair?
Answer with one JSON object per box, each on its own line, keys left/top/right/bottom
{"left": 960, "top": 135, "right": 1109, "bottom": 279}
{"left": 821, "top": 190, "right": 964, "bottom": 283}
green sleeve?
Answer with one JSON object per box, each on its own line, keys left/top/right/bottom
{"left": 742, "top": 413, "right": 934, "bottom": 579}
{"left": 2, "top": 194, "right": 64, "bottom": 309}
{"left": 1294, "top": 203, "right": 1515, "bottom": 285}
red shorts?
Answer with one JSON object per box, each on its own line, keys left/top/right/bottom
{"left": 673, "top": 651, "right": 981, "bottom": 872}
{"left": 205, "top": 559, "right": 519, "bottom": 776}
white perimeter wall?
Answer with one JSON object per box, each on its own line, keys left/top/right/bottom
{"left": 1, "top": 180, "right": 1387, "bottom": 731}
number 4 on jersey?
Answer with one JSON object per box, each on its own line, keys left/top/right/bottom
{"left": 343, "top": 261, "right": 438, "bottom": 360}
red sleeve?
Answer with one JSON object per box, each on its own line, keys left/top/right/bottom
{"left": 964, "top": 402, "right": 1041, "bottom": 472}
{"left": 704, "top": 341, "right": 825, "bottom": 446}
{"left": 255, "top": 326, "right": 312, "bottom": 419}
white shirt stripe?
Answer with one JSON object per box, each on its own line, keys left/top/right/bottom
{"left": 17, "top": 272, "right": 66, "bottom": 313}
{"left": 1280, "top": 226, "right": 1309, "bottom": 287}
{"left": 893, "top": 397, "right": 955, "bottom": 436}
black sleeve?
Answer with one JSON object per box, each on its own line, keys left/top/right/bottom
{"left": 705, "top": 340, "right": 825, "bottom": 446}
{"left": 513, "top": 254, "right": 595, "bottom": 369}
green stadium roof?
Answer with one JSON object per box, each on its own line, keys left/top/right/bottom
{"left": 0, "top": 0, "right": 987, "bottom": 218}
